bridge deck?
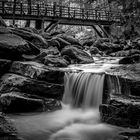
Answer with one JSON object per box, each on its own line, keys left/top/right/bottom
{"left": 0, "top": 1, "right": 121, "bottom": 25}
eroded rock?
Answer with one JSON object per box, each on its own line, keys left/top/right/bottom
{"left": 100, "top": 94, "right": 140, "bottom": 128}
{"left": 61, "top": 46, "right": 94, "bottom": 64}
{"left": 0, "top": 33, "right": 40, "bottom": 60}
{"left": 0, "top": 73, "right": 64, "bottom": 99}
{"left": 10, "top": 61, "right": 65, "bottom": 84}
{"left": 0, "top": 92, "right": 61, "bottom": 113}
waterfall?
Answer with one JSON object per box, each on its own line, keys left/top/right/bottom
{"left": 106, "top": 75, "right": 130, "bottom": 96}
{"left": 63, "top": 72, "right": 105, "bottom": 108}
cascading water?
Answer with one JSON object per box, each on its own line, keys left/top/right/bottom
{"left": 9, "top": 62, "right": 126, "bottom": 140}
{"left": 63, "top": 72, "right": 105, "bottom": 108}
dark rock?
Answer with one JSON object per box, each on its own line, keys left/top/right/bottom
{"left": 41, "top": 46, "right": 60, "bottom": 56}
{"left": 0, "top": 59, "right": 12, "bottom": 76}
{"left": 119, "top": 54, "right": 140, "bottom": 64}
{"left": 100, "top": 94, "right": 140, "bottom": 128}
{"left": 90, "top": 46, "right": 100, "bottom": 55}
{"left": 94, "top": 38, "right": 110, "bottom": 48}
{"left": 61, "top": 46, "right": 94, "bottom": 64}
{"left": 0, "top": 73, "right": 64, "bottom": 99}
{"left": 0, "top": 92, "right": 61, "bottom": 113}
{"left": 18, "top": 27, "right": 39, "bottom": 34}
{"left": 110, "top": 50, "right": 130, "bottom": 57}
{"left": 10, "top": 61, "right": 65, "bottom": 84}
{"left": 0, "top": 113, "right": 16, "bottom": 136}
{"left": 0, "top": 33, "right": 40, "bottom": 60}
{"left": 43, "top": 56, "right": 68, "bottom": 67}
{"left": 52, "top": 37, "right": 71, "bottom": 51}
{"left": 0, "top": 26, "right": 11, "bottom": 34}
{"left": 83, "top": 39, "right": 96, "bottom": 47}
{"left": 41, "top": 32, "right": 52, "bottom": 40}
{"left": 59, "top": 34, "right": 81, "bottom": 46}
{"left": 11, "top": 28, "right": 48, "bottom": 49}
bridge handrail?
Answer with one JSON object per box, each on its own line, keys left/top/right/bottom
{"left": 0, "top": 1, "right": 121, "bottom": 22}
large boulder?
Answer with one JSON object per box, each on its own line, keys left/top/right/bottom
{"left": 119, "top": 54, "right": 140, "bottom": 64}
{"left": 61, "top": 46, "right": 94, "bottom": 64}
{"left": 0, "top": 33, "right": 40, "bottom": 60}
{"left": 0, "top": 73, "right": 64, "bottom": 99}
{"left": 0, "top": 59, "right": 11, "bottom": 76}
{"left": 59, "top": 34, "right": 81, "bottom": 46}
{"left": 49, "top": 37, "right": 71, "bottom": 51}
{"left": 10, "top": 61, "right": 65, "bottom": 84}
{"left": 0, "top": 92, "right": 61, "bottom": 113}
{"left": 100, "top": 94, "right": 140, "bottom": 128}
{"left": 11, "top": 28, "right": 48, "bottom": 49}
{"left": 43, "top": 56, "right": 69, "bottom": 67}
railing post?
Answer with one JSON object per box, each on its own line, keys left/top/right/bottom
{"left": 2, "top": 1, "right": 5, "bottom": 14}
{"left": 95, "top": 10, "right": 97, "bottom": 20}
{"left": 53, "top": 2, "right": 56, "bottom": 16}
{"left": 37, "top": 4, "right": 40, "bottom": 16}
{"left": 45, "top": 7, "right": 47, "bottom": 16}
{"left": 59, "top": 5, "right": 62, "bottom": 17}
{"left": 82, "top": 8, "right": 84, "bottom": 19}
{"left": 20, "top": 3, "right": 23, "bottom": 15}
{"left": 68, "top": 7, "right": 70, "bottom": 18}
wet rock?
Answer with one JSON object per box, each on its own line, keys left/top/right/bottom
{"left": 119, "top": 54, "right": 140, "bottom": 64}
{"left": 0, "top": 113, "right": 16, "bottom": 136}
{"left": 51, "top": 37, "right": 71, "bottom": 51}
{"left": 0, "top": 26, "right": 11, "bottom": 34}
{"left": 10, "top": 61, "right": 64, "bottom": 84}
{"left": 0, "top": 92, "right": 61, "bottom": 113}
{"left": 60, "top": 34, "right": 81, "bottom": 46}
{"left": 11, "top": 28, "right": 48, "bottom": 49}
{"left": 43, "top": 56, "right": 68, "bottom": 67}
{"left": 90, "top": 46, "right": 100, "bottom": 55}
{"left": 0, "top": 73, "right": 64, "bottom": 99}
{"left": 100, "top": 94, "right": 140, "bottom": 128}
{"left": 41, "top": 32, "right": 52, "bottom": 40}
{"left": 19, "top": 27, "right": 39, "bottom": 34}
{"left": 83, "top": 39, "right": 96, "bottom": 47}
{"left": 0, "top": 33, "right": 40, "bottom": 60}
{"left": 61, "top": 46, "right": 94, "bottom": 64}
{"left": 0, "top": 59, "right": 12, "bottom": 76}
{"left": 110, "top": 50, "right": 130, "bottom": 57}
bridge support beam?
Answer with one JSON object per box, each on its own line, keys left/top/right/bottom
{"left": 92, "top": 25, "right": 103, "bottom": 38}
{"left": 35, "top": 19, "right": 43, "bottom": 30}
{"left": 103, "top": 26, "right": 111, "bottom": 35}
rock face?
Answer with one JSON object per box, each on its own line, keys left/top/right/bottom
{"left": 0, "top": 73, "right": 64, "bottom": 99}
{"left": 0, "top": 92, "right": 61, "bottom": 113}
{"left": 0, "top": 33, "right": 40, "bottom": 60}
{"left": 10, "top": 61, "right": 65, "bottom": 84}
{"left": 100, "top": 94, "right": 140, "bottom": 128}
{"left": 61, "top": 46, "right": 94, "bottom": 64}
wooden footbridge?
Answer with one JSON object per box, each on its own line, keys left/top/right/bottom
{"left": 0, "top": 1, "right": 121, "bottom": 37}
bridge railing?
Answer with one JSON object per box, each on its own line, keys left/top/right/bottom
{"left": 0, "top": 1, "right": 121, "bottom": 22}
